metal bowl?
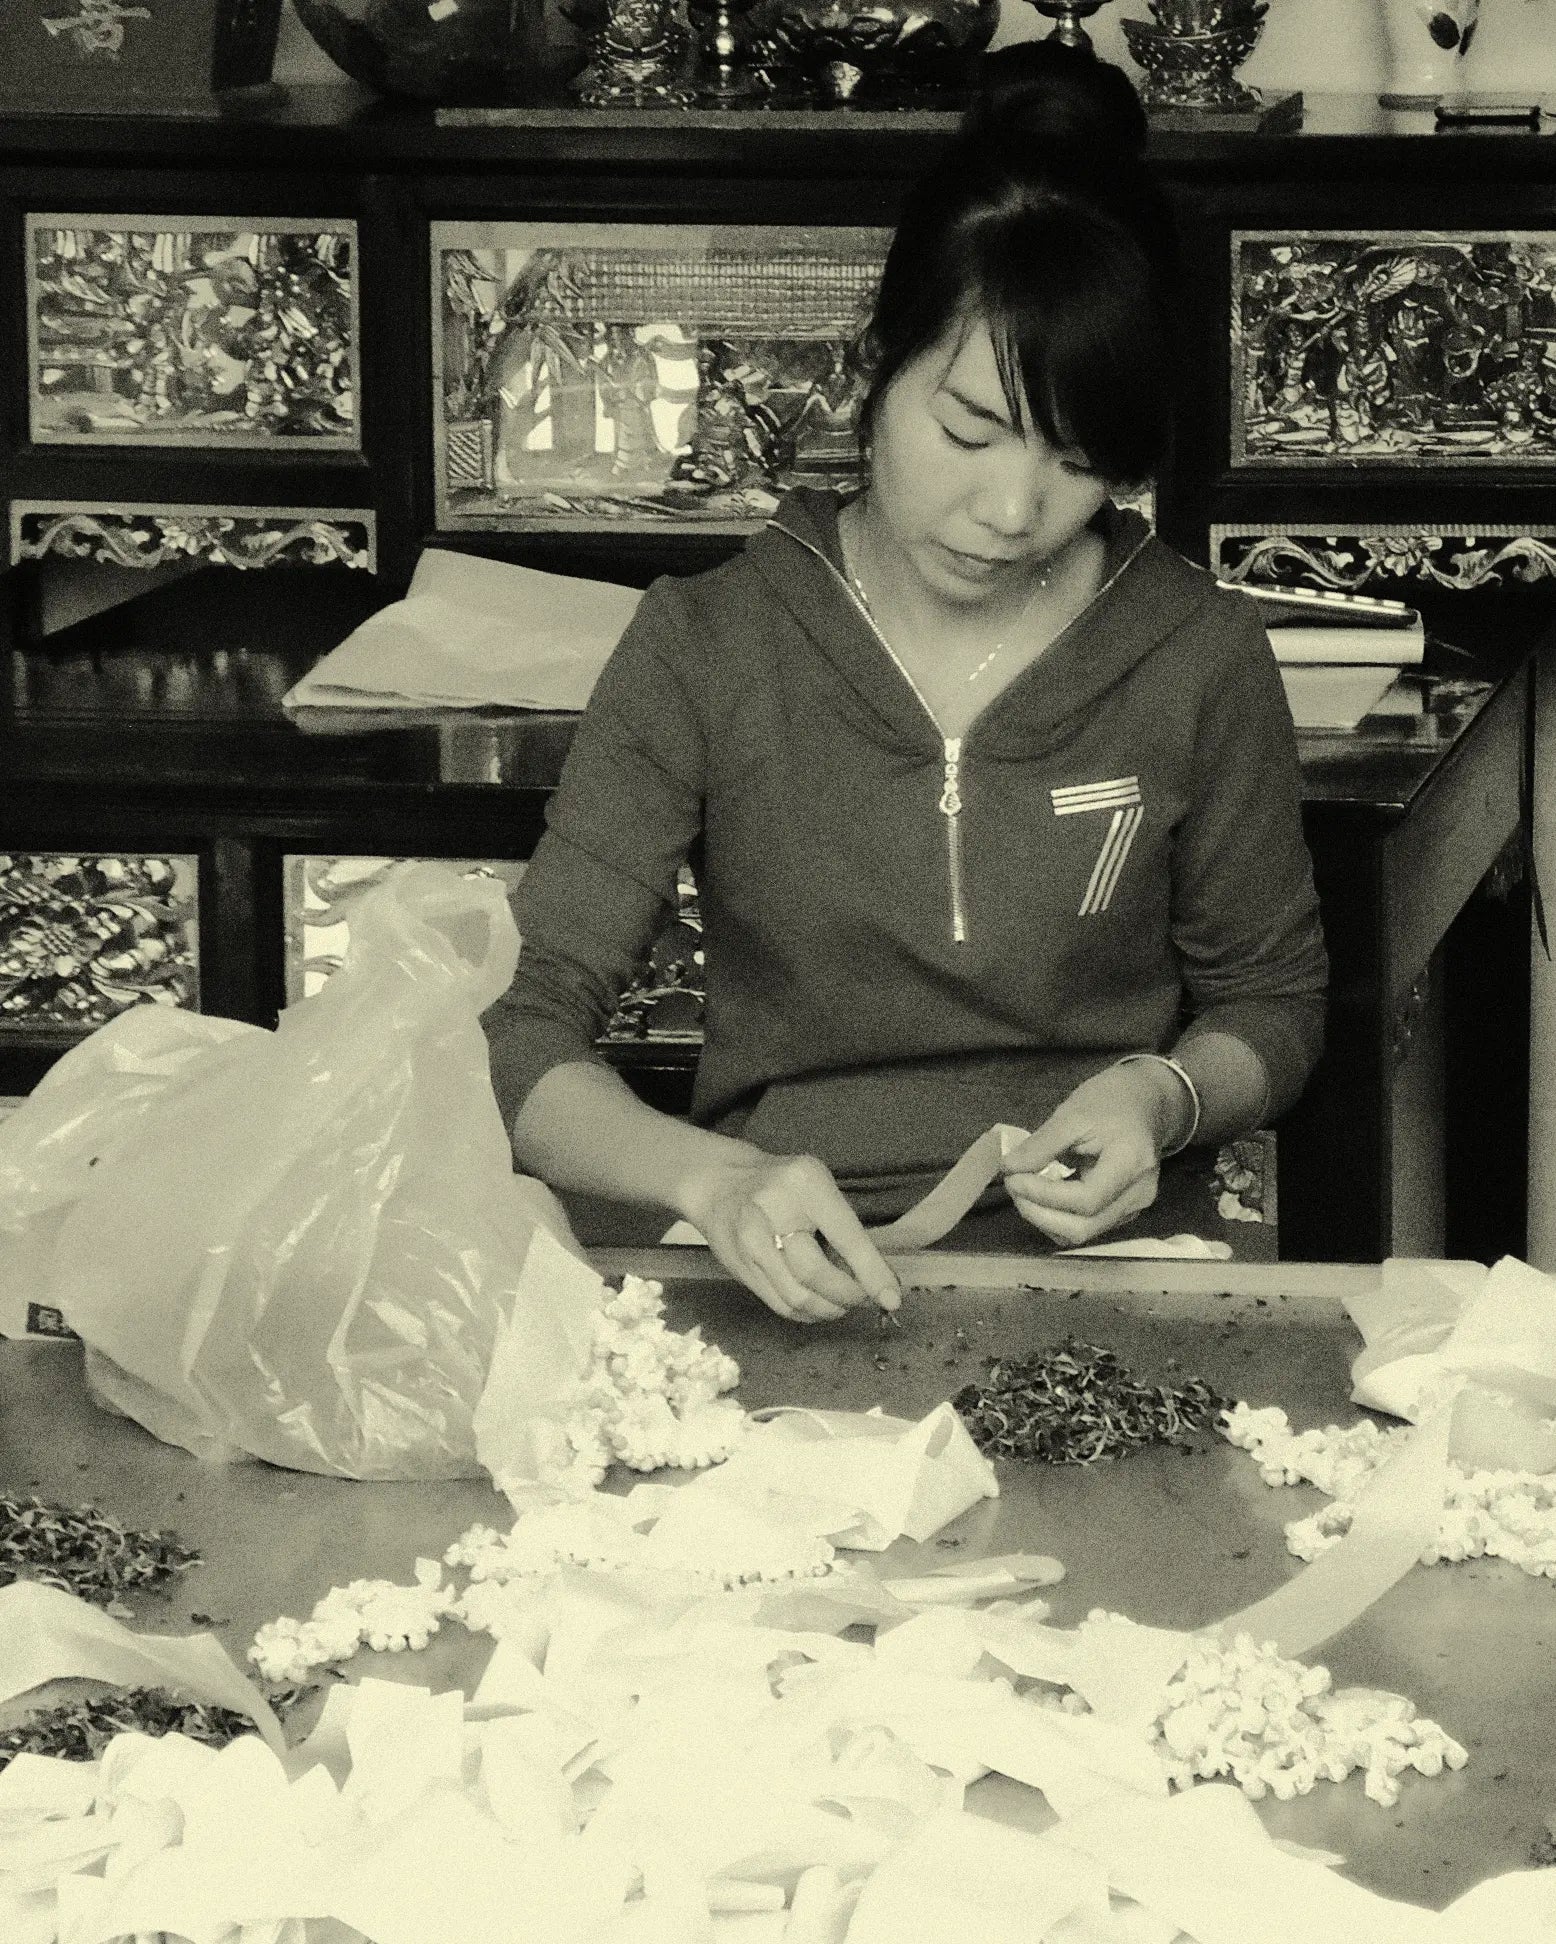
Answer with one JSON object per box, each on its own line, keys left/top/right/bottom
{"left": 291, "top": 0, "right": 589, "bottom": 100}
{"left": 1121, "top": 6, "right": 1267, "bottom": 107}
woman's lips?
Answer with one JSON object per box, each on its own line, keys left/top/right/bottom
{"left": 939, "top": 544, "right": 1019, "bottom": 578}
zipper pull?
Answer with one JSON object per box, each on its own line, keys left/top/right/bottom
{"left": 939, "top": 737, "right": 969, "bottom": 944}
{"left": 939, "top": 737, "right": 963, "bottom": 817}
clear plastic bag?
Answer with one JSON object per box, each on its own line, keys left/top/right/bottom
{"left": 0, "top": 862, "right": 576, "bottom": 1478}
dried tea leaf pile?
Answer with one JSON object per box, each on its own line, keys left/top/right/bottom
{"left": 953, "top": 1340, "right": 1232, "bottom": 1465}
{"left": 0, "top": 1689, "right": 256, "bottom": 1770}
{"left": 0, "top": 1493, "right": 199, "bottom": 1606}
{"left": 0, "top": 1685, "right": 311, "bottom": 1772}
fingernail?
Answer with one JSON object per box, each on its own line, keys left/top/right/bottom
{"left": 875, "top": 1285, "right": 901, "bottom": 1312}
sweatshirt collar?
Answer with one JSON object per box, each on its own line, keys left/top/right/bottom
{"left": 750, "top": 487, "right": 1206, "bottom": 754}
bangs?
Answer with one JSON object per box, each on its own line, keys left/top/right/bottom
{"left": 976, "top": 206, "right": 1170, "bottom": 486}
{"left": 856, "top": 155, "right": 1176, "bottom": 486}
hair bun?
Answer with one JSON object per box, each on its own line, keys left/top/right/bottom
{"left": 966, "top": 41, "right": 1149, "bottom": 168}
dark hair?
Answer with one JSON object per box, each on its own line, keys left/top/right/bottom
{"left": 856, "top": 42, "right": 1177, "bottom": 488}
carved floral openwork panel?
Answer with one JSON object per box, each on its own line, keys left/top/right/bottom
{"left": 0, "top": 852, "right": 199, "bottom": 1032}
{"left": 11, "top": 502, "right": 376, "bottom": 571}
{"left": 1212, "top": 523, "right": 1556, "bottom": 594}
{"left": 1232, "top": 232, "right": 1556, "bottom": 466}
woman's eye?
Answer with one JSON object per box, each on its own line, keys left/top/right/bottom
{"left": 940, "top": 423, "right": 987, "bottom": 452}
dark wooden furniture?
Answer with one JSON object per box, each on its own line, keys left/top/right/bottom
{"left": 1, "top": 90, "right": 1552, "bottom": 1263}
{"left": 0, "top": 563, "right": 1536, "bottom": 1263}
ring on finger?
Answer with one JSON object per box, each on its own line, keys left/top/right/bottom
{"left": 772, "top": 1227, "right": 811, "bottom": 1252}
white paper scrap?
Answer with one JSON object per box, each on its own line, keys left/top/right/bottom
{"left": 1049, "top": 1783, "right": 1436, "bottom": 1944}
{"left": 1348, "top": 1256, "right": 1556, "bottom": 1468}
{"left": 664, "top": 1122, "right": 1228, "bottom": 1258}
{"left": 1211, "top": 1403, "right": 1455, "bottom": 1660}
{"left": 845, "top": 1805, "right": 1107, "bottom": 1944}
{"left": 0, "top": 1752, "right": 100, "bottom": 1824}
{"left": 1439, "top": 1864, "right": 1556, "bottom": 1939}
{"left": 0, "top": 1582, "right": 284, "bottom": 1752}
{"left": 697, "top": 1404, "right": 996, "bottom": 1552}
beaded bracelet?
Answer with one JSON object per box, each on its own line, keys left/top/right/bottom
{"left": 1116, "top": 1052, "right": 1202, "bottom": 1157}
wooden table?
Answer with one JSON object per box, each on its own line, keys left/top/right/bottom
{"left": 3, "top": 1254, "right": 1552, "bottom": 1914}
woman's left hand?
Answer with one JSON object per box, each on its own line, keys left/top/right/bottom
{"left": 999, "top": 1061, "right": 1185, "bottom": 1247}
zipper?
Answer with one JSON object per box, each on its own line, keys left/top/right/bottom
{"left": 783, "top": 527, "right": 972, "bottom": 944}
{"left": 773, "top": 518, "right": 1152, "bottom": 949}
{"left": 939, "top": 738, "right": 968, "bottom": 943}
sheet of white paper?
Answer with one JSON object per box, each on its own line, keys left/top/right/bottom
{"left": 283, "top": 548, "right": 642, "bottom": 712}
{"left": 1267, "top": 618, "right": 1424, "bottom": 666}
{"left": 1279, "top": 664, "right": 1401, "bottom": 730}
{"left": 0, "top": 1752, "right": 100, "bottom": 1823}
{"left": 913, "top": 1607, "right": 1189, "bottom": 1744}
{"left": 868, "top": 1126, "right": 1028, "bottom": 1252}
{"left": 1438, "top": 1864, "right": 1556, "bottom": 1939}
{"left": 1347, "top": 1255, "right": 1556, "bottom": 1469}
{"left": 664, "top": 1125, "right": 1226, "bottom": 1260}
{"left": 1059, "top": 1235, "right": 1232, "bottom": 1260}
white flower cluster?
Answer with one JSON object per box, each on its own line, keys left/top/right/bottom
{"left": 249, "top": 1558, "right": 453, "bottom": 1685}
{"left": 1286, "top": 1466, "right": 1556, "bottom": 1578}
{"left": 541, "top": 1276, "right": 746, "bottom": 1495}
{"left": 1220, "top": 1401, "right": 1411, "bottom": 1496}
{"left": 1152, "top": 1630, "right": 1467, "bottom": 1807}
{"left": 1222, "top": 1403, "right": 1556, "bottom": 1580}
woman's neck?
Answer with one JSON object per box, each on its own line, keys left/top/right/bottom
{"left": 840, "top": 495, "right": 1107, "bottom": 647}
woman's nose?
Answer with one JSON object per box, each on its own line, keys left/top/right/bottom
{"left": 970, "top": 465, "right": 1043, "bottom": 538}
{"left": 972, "top": 472, "right": 1042, "bottom": 536}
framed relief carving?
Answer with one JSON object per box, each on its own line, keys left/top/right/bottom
{"left": 432, "top": 221, "right": 888, "bottom": 533}
{"left": 26, "top": 215, "right": 359, "bottom": 448}
{"left": 1232, "top": 232, "right": 1556, "bottom": 466}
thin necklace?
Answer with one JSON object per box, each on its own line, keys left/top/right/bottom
{"left": 844, "top": 519, "right": 1051, "bottom": 686}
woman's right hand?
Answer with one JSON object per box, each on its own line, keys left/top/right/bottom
{"left": 677, "top": 1150, "right": 902, "bottom": 1325}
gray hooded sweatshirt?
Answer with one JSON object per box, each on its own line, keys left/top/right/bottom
{"left": 488, "top": 489, "right": 1326, "bottom": 1218}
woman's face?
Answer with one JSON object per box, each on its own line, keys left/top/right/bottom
{"left": 863, "top": 316, "right": 1115, "bottom": 610}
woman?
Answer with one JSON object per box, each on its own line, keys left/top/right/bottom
{"left": 488, "top": 44, "right": 1327, "bottom": 1325}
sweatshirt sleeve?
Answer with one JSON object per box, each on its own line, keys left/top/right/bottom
{"left": 483, "top": 579, "right": 707, "bottom": 1132}
{"left": 1170, "top": 598, "right": 1328, "bottom": 1121}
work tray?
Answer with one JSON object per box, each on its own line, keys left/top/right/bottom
{"left": 2, "top": 1253, "right": 1552, "bottom": 1911}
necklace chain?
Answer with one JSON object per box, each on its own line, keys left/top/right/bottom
{"left": 844, "top": 527, "right": 1050, "bottom": 687}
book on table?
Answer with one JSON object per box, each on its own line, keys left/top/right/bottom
{"left": 1222, "top": 581, "right": 1427, "bottom": 730}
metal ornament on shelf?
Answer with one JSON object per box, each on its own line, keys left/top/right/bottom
{"left": 695, "top": 0, "right": 763, "bottom": 102}
{"left": 573, "top": 0, "right": 694, "bottom": 105}
{"left": 1120, "top": 0, "right": 1269, "bottom": 111}
{"left": 753, "top": 0, "right": 999, "bottom": 105}
{"left": 1025, "top": 0, "right": 1115, "bottom": 48}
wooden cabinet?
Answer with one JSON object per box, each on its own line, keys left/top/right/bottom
{"left": 0, "top": 91, "right": 1550, "bottom": 1261}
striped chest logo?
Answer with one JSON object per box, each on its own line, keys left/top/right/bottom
{"left": 1051, "top": 776, "right": 1144, "bottom": 917}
